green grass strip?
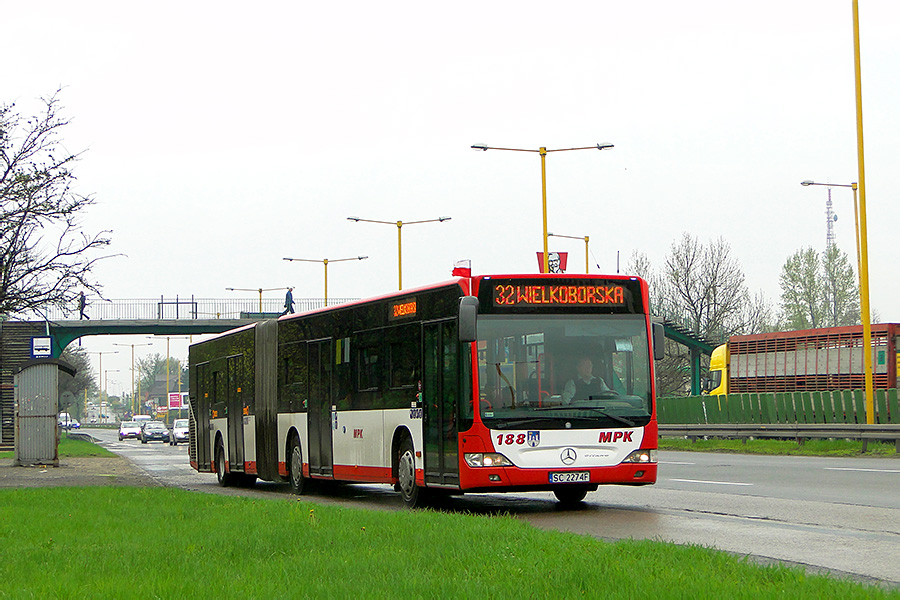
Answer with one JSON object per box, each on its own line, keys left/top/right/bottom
{"left": 0, "top": 487, "right": 895, "bottom": 599}
{"left": 660, "top": 437, "right": 898, "bottom": 457}
{"left": 0, "top": 433, "right": 116, "bottom": 460}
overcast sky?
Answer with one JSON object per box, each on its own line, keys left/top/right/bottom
{"left": 6, "top": 1, "right": 900, "bottom": 394}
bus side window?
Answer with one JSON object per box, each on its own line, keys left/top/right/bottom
{"left": 390, "top": 339, "right": 418, "bottom": 389}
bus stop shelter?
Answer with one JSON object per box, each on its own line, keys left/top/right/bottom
{"left": 14, "top": 359, "right": 76, "bottom": 467}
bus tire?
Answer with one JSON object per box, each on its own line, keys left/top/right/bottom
{"left": 288, "top": 436, "right": 307, "bottom": 495}
{"left": 397, "top": 437, "right": 424, "bottom": 508}
{"left": 215, "top": 438, "right": 234, "bottom": 487}
{"left": 553, "top": 485, "right": 589, "bottom": 506}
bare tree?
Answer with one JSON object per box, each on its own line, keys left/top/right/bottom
{"left": 633, "top": 234, "right": 773, "bottom": 396}
{"left": 0, "top": 90, "right": 112, "bottom": 318}
{"left": 661, "top": 233, "right": 759, "bottom": 341}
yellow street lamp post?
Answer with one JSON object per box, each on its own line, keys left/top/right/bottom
{"left": 225, "top": 287, "right": 288, "bottom": 314}
{"left": 472, "top": 143, "right": 613, "bottom": 273}
{"left": 547, "top": 232, "right": 591, "bottom": 273}
{"left": 103, "top": 369, "right": 120, "bottom": 423}
{"left": 347, "top": 216, "right": 451, "bottom": 290}
{"left": 801, "top": 180, "right": 872, "bottom": 419}
{"left": 113, "top": 342, "right": 153, "bottom": 417}
{"left": 283, "top": 256, "right": 368, "bottom": 306}
{"left": 86, "top": 351, "right": 118, "bottom": 416}
{"left": 147, "top": 336, "right": 190, "bottom": 426}
{"left": 851, "top": 0, "right": 874, "bottom": 425}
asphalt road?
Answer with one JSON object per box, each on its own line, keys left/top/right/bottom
{"left": 86, "top": 428, "right": 900, "bottom": 588}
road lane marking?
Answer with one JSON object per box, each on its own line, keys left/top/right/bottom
{"left": 824, "top": 467, "right": 900, "bottom": 474}
{"left": 668, "top": 478, "right": 753, "bottom": 486}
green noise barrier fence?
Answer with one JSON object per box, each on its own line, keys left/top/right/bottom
{"left": 658, "top": 389, "right": 900, "bottom": 426}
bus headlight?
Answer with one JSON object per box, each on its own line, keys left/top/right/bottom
{"left": 464, "top": 453, "right": 513, "bottom": 467}
{"left": 622, "top": 449, "right": 657, "bottom": 463}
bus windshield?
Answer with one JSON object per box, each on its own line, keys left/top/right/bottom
{"left": 477, "top": 315, "right": 652, "bottom": 429}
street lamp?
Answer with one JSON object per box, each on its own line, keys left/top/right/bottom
{"left": 103, "top": 369, "right": 120, "bottom": 423}
{"left": 225, "top": 287, "right": 289, "bottom": 314}
{"left": 800, "top": 181, "right": 860, "bottom": 273}
{"left": 547, "top": 232, "right": 591, "bottom": 274}
{"left": 347, "top": 216, "right": 451, "bottom": 290}
{"left": 851, "top": 0, "right": 874, "bottom": 425}
{"left": 148, "top": 335, "right": 190, "bottom": 425}
{"left": 283, "top": 256, "right": 368, "bottom": 306}
{"left": 113, "top": 342, "right": 153, "bottom": 417}
{"left": 86, "top": 351, "right": 118, "bottom": 412}
{"left": 472, "top": 142, "right": 613, "bottom": 273}
{"left": 801, "top": 179, "right": 872, "bottom": 422}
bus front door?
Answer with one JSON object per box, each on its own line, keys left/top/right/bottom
{"left": 307, "top": 338, "right": 333, "bottom": 477}
{"left": 423, "top": 321, "right": 460, "bottom": 487}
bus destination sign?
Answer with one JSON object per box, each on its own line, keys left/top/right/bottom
{"left": 493, "top": 283, "right": 625, "bottom": 307}
{"left": 390, "top": 297, "right": 417, "bottom": 319}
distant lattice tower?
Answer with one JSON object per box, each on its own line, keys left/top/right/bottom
{"left": 825, "top": 187, "right": 837, "bottom": 249}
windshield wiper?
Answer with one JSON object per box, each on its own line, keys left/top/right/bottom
{"left": 581, "top": 408, "right": 635, "bottom": 427}
{"left": 491, "top": 418, "right": 558, "bottom": 429}
{"left": 532, "top": 406, "right": 636, "bottom": 427}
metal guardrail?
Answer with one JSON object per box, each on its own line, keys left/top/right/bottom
{"left": 29, "top": 297, "right": 357, "bottom": 321}
{"left": 659, "top": 423, "right": 900, "bottom": 452}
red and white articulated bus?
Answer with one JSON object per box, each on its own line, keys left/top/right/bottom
{"left": 189, "top": 270, "right": 664, "bottom": 507}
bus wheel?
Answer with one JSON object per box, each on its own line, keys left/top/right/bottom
{"left": 397, "top": 438, "right": 423, "bottom": 508}
{"left": 215, "top": 439, "right": 234, "bottom": 487}
{"left": 289, "top": 437, "right": 307, "bottom": 495}
{"left": 553, "top": 485, "right": 589, "bottom": 506}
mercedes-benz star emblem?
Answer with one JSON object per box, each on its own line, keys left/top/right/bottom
{"left": 560, "top": 447, "right": 577, "bottom": 465}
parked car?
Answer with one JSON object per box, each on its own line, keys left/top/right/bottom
{"left": 140, "top": 421, "right": 170, "bottom": 444}
{"left": 169, "top": 419, "right": 189, "bottom": 445}
{"left": 118, "top": 421, "right": 142, "bottom": 441}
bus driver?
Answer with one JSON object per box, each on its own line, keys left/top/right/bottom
{"left": 562, "top": 357, "right": 610, "bottom": 403}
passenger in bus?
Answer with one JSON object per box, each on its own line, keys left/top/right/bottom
{"left": 562, "top": 357, "right": 609, "bottom": 403}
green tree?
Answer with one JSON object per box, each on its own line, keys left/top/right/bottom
{"left": 58, "top": 345, "right": 98, "bottom": 419}
{"left": 0, "top": 91, "right": 112, "bottom": 318}
{"left": 136, "top": 353, "right": 185, "bottom": 399}
{"left": 779, "top": 246, "right": 858, "bottom": 329}
{"left": 821, "top": 245, "right": 859, "bottom": 327}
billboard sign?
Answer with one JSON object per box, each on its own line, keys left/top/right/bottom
{"left": 168, "top": 392, "right": 188, "bottom": 409}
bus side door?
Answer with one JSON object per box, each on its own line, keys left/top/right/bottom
{"left": 226, "top": 354, "right": 245, "bottom": 472}
{"left": 307, "top": 338, "right": 333, "bottom": 477}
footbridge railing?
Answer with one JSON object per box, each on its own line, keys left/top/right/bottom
{"left": 35, "top": 296, "right": 357, "bottom": 321}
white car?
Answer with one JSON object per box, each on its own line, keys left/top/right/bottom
{"left": 58, "top": 413, "right": 80, "bottom": 430}
{"left": 169, "top": 419, "right": 189, "bottom": 445}
{"left": 118, "top": 421, "right": 142, "bottom": 440}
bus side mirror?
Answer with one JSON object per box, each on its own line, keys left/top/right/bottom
{"left": 459, "top": 296, "right": 478, "bottom": 342}
{"left": 652, "top": 322, "right": 665, "bottom": 360}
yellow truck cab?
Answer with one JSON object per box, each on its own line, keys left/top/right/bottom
{"left": 707, "top": 343, "right": 728, "bottom": 395}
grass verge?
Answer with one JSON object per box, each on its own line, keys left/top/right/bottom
{"left": 0, "top": 432, "right": 116, "bottom": 460}
{"left": 0, "top": 486, "right": 895, "bottom": 599}
{"left": 659, "top": 437, "right": 898, "bottom": 457}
